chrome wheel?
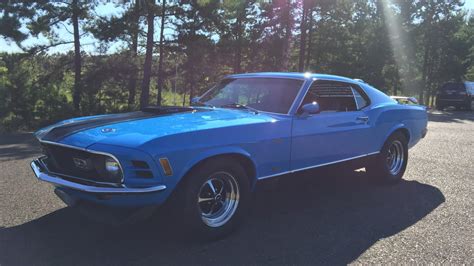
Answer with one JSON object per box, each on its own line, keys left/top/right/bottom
{"left": 386, "top": 140, "right": 404, "bottom": 176}
{"left": 197, "top": 172, "right": 240, "bottom": 228}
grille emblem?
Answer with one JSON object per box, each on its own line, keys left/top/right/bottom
{"left": 73, "top": 158, "right": 89, "bottom": 169}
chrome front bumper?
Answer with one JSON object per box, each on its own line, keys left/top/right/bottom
{"left": 30, "top": 159, "right": 166, "bottom": 194}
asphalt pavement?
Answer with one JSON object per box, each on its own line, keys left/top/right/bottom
{"left": 0, "top": 110, "right": 473, "bottom": 265}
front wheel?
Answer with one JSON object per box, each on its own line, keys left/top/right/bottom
{"left": 175, "top": 158, "right": 251, "bottom": 240}
{"left": 366, "top": 132, "right": 408, "bottom": 185}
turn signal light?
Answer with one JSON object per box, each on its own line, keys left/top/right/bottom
{"left": 159, "top": 158, "right": 173, "bottom": 176}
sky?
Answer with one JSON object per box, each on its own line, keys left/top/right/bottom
{"left": 1, "top": 0, "right": 474, "bottom": 54}
{"left": 0, "top": 2, "right": 129, "bottom": 54}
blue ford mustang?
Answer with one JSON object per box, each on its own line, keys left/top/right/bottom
{"left": 31, "top": 72, "right": 427, "bottom": 238}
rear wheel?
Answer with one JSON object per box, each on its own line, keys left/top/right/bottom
{"left": 175, "top": 158, "right": 250, "bottom": 240}
{"left": 366, "top": 132, "right": 408, "bottom": 185}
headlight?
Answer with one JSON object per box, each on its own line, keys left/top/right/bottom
{"left": 105, "top": 157, "right": 121, "bottom": 176}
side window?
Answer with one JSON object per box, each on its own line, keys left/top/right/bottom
{"left": 300, "top": 81, "right": 367, "bottom": 113}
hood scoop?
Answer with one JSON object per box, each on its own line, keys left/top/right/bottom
{"left": 141, "top": 106, "right": 195, "bottom": 114}
{"left": 41, "top": 106, "right": 197, "bottom": 142}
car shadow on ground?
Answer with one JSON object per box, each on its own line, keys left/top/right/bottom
{"left": 0, "top": 169, "right": 444, "bottom": 265}
{"left": 0, "top": 133, "right": 41, "bottom": 162}
{"left": 428, "top": 110, "right": 474, "bottom": 123}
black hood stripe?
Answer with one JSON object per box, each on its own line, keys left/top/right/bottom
{"left": 41, "top": 106, "right": 197, "bottom": 142}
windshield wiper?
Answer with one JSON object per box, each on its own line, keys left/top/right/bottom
{"left": 191, "top": 100, "right": 215, "bottom": 108}
{"left": 220, "top": 102, "right": 259, "bottom": 114}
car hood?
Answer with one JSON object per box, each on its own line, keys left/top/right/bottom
{"left": 36, "top": 108, "right": 277, "bottom": 149}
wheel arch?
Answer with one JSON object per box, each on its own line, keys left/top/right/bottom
{"left": 381, "top": 124, "right": 411, "bottom": 151}
{"left": 394, "top": 127, "right": 410, "bottom": 143}
{"left": 177, "top": 150, "right": 258, "bottom": 191}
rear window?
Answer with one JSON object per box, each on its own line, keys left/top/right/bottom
{"left": 440, "top": 83, "right": 466, "bottom": 92}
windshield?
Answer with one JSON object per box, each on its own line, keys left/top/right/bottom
{"left": 199, "top": 78, "right": 303, "bottom": 114}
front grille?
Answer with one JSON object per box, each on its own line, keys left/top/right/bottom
{"left": 41, "top": 143, "right": 122, "bottom": 184}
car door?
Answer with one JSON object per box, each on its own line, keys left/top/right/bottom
{"left": 290, "top": 80, "right": 374, "bottom": 170}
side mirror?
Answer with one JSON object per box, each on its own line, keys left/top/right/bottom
{"left": 407, "top": 97, "right": 419, "bottom": 104}
{"left": 301, "top": 102, "right": 320, "bottom": 116}
{"left": 191, "top": 97, "right": 201, "bottom": 104}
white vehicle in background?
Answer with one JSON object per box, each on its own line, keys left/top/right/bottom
{"left": 390, "top": 96, "right": 420, "bottom": 105}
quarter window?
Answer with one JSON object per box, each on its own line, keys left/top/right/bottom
{"left": 351, "top": 87, "right": 369, "bottom": 109}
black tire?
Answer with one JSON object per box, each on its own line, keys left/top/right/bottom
{"left": 366, "top": 131, "right": 408, "bottom": 185}
{"left": 174, "top": 157, "right": 251, "bottom": 240}
{"left": 436, "top": 104, "right": 444, "bottom": 111}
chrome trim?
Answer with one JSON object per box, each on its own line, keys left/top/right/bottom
{"left": 258, "top": 152, "right": 380, "bottom": 180}
{"left": 288, "top": 78, "right": 313, "bottom": 115}
{"left": 31, "top": 159, "right": 166, "bottom": 194}
{"left": 351, "top": 87, "right": 360, "bottom": 110}
{"left": 39, "top": 140, "right": 125, "bottom": 184}
{"left": 37, "top": 156, "right": 122, "bottom": 187}
{"left": 198, "top": 171, "right": 240, "bottom": 228}
{"left": 356, "top": 116, "right": 370, "bottom": 123}
{"left": 386, "top": 140, "right": 404, "bottom": 175}
{"left": 225, "top": 74, "right": 307, "bottom": 81}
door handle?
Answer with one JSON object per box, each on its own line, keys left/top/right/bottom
{"left": 356, "top": 116, "right": 369, "bottom": 123}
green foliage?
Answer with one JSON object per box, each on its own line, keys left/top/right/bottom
{"left": 0, "top": 0, "right": 473, "bottom": 131}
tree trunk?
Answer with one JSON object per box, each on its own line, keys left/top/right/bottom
{"left": 188, "top": 80, "right": 194, "bottom": 105}
{"left": 421, "top": 27, "right": 435, "bottom": 105}
{"left": 182, "top": 90, "right": 186, "bottom": 106}
{"left": 298, "top": 1, "right": 308, "bottom": 72}
{"left": 127, "top": 0, "right": 140, "bottom": 109}
{"left": 234, "top": 13, "right": 243, "bottom": 73}
{"left": 305, "top": 7, "right": 314, "bottom": 70}
{"left": 140, "top": 0, "right": 155, "bottom": 109}
{"left": 72, "top": 0, "right": 82, "bottom": 113}
{"left": 156, "top": 0, "right": 166, "bottom": 106}
{"left": 281, "top": 0, "right": 293, "bottom": 71}
{"left": 420, "top": 36, "right": 432, "bottom": 105}
{"left": 420, "top": 8, "right": 436, "bottom": 106}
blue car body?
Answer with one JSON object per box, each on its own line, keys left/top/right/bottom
{"left": 31, "top": 73, "right": 428, "bottom": 208}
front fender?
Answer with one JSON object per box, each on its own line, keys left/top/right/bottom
{"left": 177, "top": 146, "right": 255, "bottom": 181}
{"left": 152, "top": 144, "right": 257, "bottom": 194}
